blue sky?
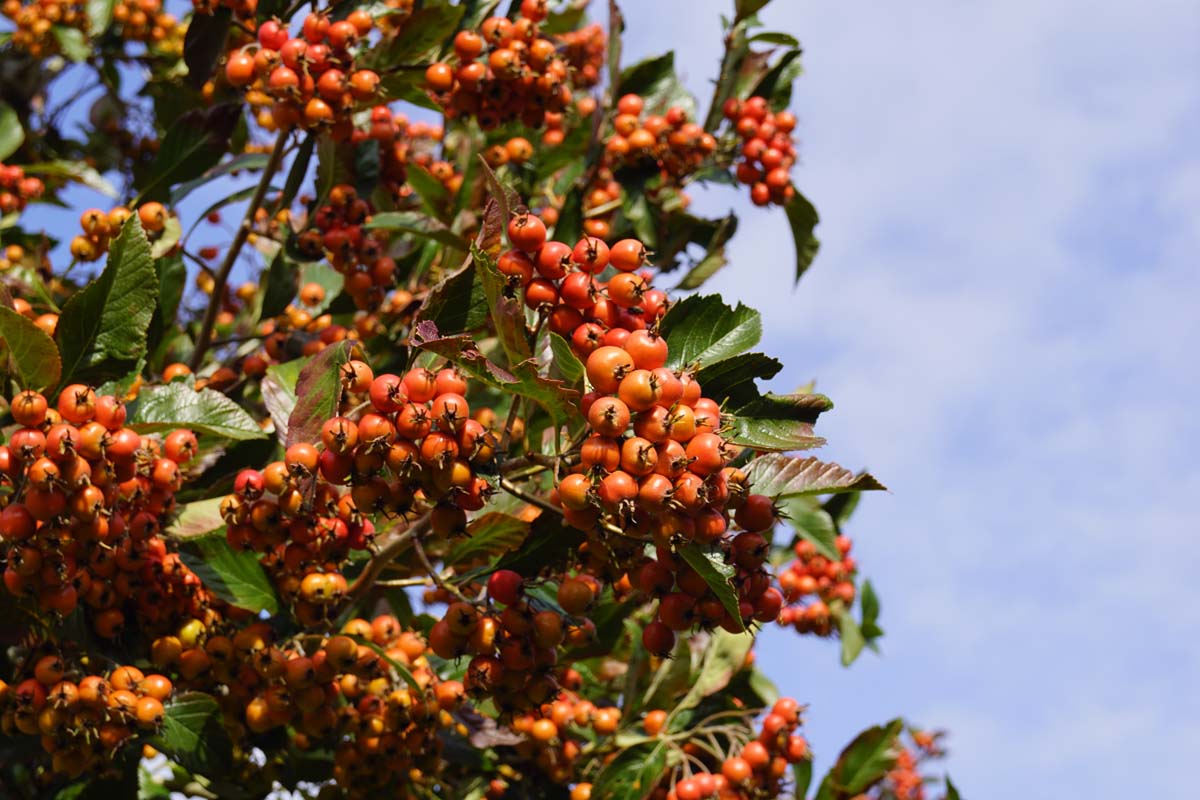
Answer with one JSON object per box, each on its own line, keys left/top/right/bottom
{"left": 17, "top": 1, "right": 1200, "bottom": 796}
{"left": 614, "top": 0, "right": 1200, "bottom": 796}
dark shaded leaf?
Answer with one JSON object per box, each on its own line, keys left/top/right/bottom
{"left": 405, "top": 163, "right": 451, "bottom": 221}
{"left": 745, "top": 454, "right": 886, "bottom": 497}
{"left": 286, "top": 340, "right": 353, "bottom": 447}
{"left": 131, "top": 383, "right": 266, "bottom": 441}
{"left": 364, "top": 211, "right": 469, "bottom": 248}
{"left": 56, "top": 216, "right": 157, "bottom": 386}
{"left": 494, "top": 512, "right": 585, "bottom": 576}
{"left": 793, "top": 759, "right": 814, "bottom": 800}
{"left": 678, "top": 542, "right": 743, "bottom": 631}
{"left": 447, "top": 512, "right": 530, "bottom": 565}
{"left": 826, "top": 719, "right": 904, "bottom": 795}
{"left": 259, "top": 251, "right": 295, "bottom": 321}
{"left": 170, "top": 152, "right": 271, "bottom": 207}
{"left": 786, "top": 190, "right": 821, "bottom": 284}
{"left": 149, "top": 693, "right": 234, "bottom": 777}
{"left": 860, "top": 579, "right": 884, "bottom": 642}
{"left": 361, "top": 3, "right": 464, "bottom": 68}
{"left": 183, "top": 8, "right": 231, "bottom": 89}
{"left": 735, "top": 0, "right": 771, "bottom": 20}
{"left": 178, "top": 530, "right": 279, "bottom": 613}
{"left": 945, "top": 776, "right": 962, "bottom": 800}
{"left": 750, "top": 47, "right": 804, "bottom": 111}
{"left": 780, "top": 496, "right": 840, "bottom": 561}
{"left": 726, "top": 391, "right": 830, "bottom": 451}
{"left": 693, "top": 352, "right": 781, "bottom": 407}
{"left": 834, "top": 599, "right": 865, "bottom": 666}
{"left": 0, "top": 306, "right": 61, "bottom": 390}
{"left": 413, "top": 260, "right": 489, "bottom": 335}
{"left": 0, "top": 102, "right": 21, "bottom": 161}
{"left": 618, "top": 52, "right": 696, "bottom": 117}
{"left": 275, "top": 132, "right": 315, "bottom": 213}
{"left": 136, "top": 104, "right": 242, "bottom": 202}
{"left": 591, "top": 741, "right": 667, "bottom": 800}
{"left": 658, "top": 293, "right": 761, "bottom": 369}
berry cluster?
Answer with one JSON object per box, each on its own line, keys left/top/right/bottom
{"left": 482, "top": 136, "right": 535, "bottom": 169}
{"left": 556, "top": 22, "right": 605, "bottom": 89}
{"left": 423, "top": 3, "right": 593, "bottom": 130}
{"left": 349, "top": 107, "right": 464, "bottom": 202}
{"left": 110, "top": 0, "right": 178, "bottom": 44}
{"left": 0, "top": 385, "right": 218, "bottom": 639}
{"left": 225, "top": 13, "right": 380, "bottom": 134}
{"left": 0, "top": 0, "right": 87, "bottom": 57}
{"left": 724, "top": 96, "right": 798, "bottom": 207}
{"left": 70, "top": 203, "right": 173, "bottom": 263}
{"left": 605, "top": 93, "right": 718, "bottom": 181}
{"left": 221, "top": 358, "right": 500, "bottom": 620}
{"left": 297, "top": 184, "right": 395, "bottom": 310}
{"left": 0, "top": 655, "right": 173, "bottom": 779}
{"left": 776, "top": 535, "right": 856, "bottom": 637}
{"left": 191, "top": 0, "right": 253, "bottom": 20}
{"left": 0, "top": 163, "right": 45, "bottom": 217}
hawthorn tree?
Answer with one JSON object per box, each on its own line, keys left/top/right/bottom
{"left": 0, "top": 0, "right": 961, "bottom": 798}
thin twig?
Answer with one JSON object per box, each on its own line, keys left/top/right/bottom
{"left": 346, "top": 514, "right": 430, "bottom": 602}
{"left": 411, "top": 535, "right": 476, "bottom": 605}
{"left": 189, "top": 129, "right": 290, "bottom": 371}
{"left": 499, "top": 477, "right": 560, "bottom": 515}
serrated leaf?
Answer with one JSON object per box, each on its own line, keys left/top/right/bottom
{"left": 135, "top": 104, "right": 242, "bottom": 202}
{"left": 727, "top": 391, "right": 830, "bottom": 451}
{"left": 834, "top": 600, "right": 865, "bottom": 666}
{"left": 414, "top": 260, "right": 490, "bottom": 335}
{"left": 131, "top": 383, "right": 266, "bottom": 440}
{"left": 860, "top": 579, "right": 884, "bottom": 642}
{"left": 786, "top": 190, "right": 821, "bottom": 284}
{"left": 183, "top": 8, "right": 232, "bottom": 89}
{"left": 678, "top": 542, "right": 743, "bottom": 631}
{"left": 22, "top": 160, "right": 117, "bottom": 198}
{"left": 617, "top": 52, "right": 696, "bottom": 117}
{"left": 286, "top": 339, "right": 352, "bottom": 447}
{"left": 178, "top": 530, "right": 278, "bottom": 613}
{"left": 781, "top": 496, "right": 840, "bottom": 561}
{"left": 826, "top": 719, "right": 904, "bottom": 795}
{"left": 658, "top": 293, "right": 761, "bottom": 369}
{"left": 165, "top": 497, "right": 224, "bottom": 539}
{"left": 591, "top": 741, "right": 667, "bottom": 800}
{"left": 411, "top": 321, "right": 582, "bottom": 430}
{"left": 674, "top": 629, "right": 754, "bottom": 718}
{"left": 447, "top": 512, "right": 530, "bottom": 566}
{"left": 56, "top": 216, "right": 157, "bottom": 386}
{"left": 494, "top": 512, "right": 585, "bottom": 576}
{"left": 476, "top": 249, "right": 531, "bottom": 366}
{"left": 547, "top": 332, "right": 584, "bottom": 384}
{"left": 0, "top": 306, "right": 62, "bottom": 390}
{"left": 693, "top": 352, "right": 781, "bottom": 407}
{"left": 171, "top": 151, "right": 271, "bottom": 206}
{"left": 149, "top": 693, "right": 234, "bottom": 777}
{"left": 364, "top": 211, "right": 469, "bottom": 248}
{"left": 361, "top": 3, "right": 463, "bottom": 68}
{"left": 262, "top": 356, "right": 307, "bottom": 442}
{"left": 746, "top": 454, "right": 885, "bottom": 498}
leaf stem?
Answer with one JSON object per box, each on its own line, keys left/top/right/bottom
{"left": 188, "top": 129, "right": 290, "bottom": 371}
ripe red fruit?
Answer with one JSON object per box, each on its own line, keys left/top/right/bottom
{"left": 641, "top": 620, "right": 674, "bottom": 656}
{"left": 508, "top": 212, "right": 547, "bottom": 252}
{"left": 487, "top": 570, "right": 523, "bottom": 605}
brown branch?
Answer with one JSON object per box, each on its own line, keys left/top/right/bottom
{"left": 189, "top": 129, "right": 289, "bottom": 371}
{"left": 346, "top": 513, "right": 430, "bottom": 603}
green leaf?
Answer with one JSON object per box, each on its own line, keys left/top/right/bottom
{"left": 476, "top": 249, "right": 531, "bottom": 367}
{"left": 147, "top": 255, "right": 186, "bottom": 366}
{"left": 258, "top": 251, "right": 296, "bottom": 321}
{"left": 447, "top": 513, "right": 530, "bottom": 566}
{"left": 618, "top": 52, "right": 696, "bottom": 117}
{"left": 591, "top": 741, "right": 668, "bottom": 800}
{"left": 547, "top": 332, "right": 585, "bottom": 384}
{"left": 494, "top": 512, "right": 585, "bottom": 576}
{"left": 735, "top": 0, "right": 772, "bottom": 20}
{"left": 364, "top": 211, "right": 469, "bottom": 248}
{"left": 286, "top": 339, "right": 353, "bottom": 447}
{"left": 780, "top": 496, "right": 840, "bottom": 561}
{"left": 182, "top": 7, "right": 232, "bottom": 89}
{"left": 677, "top": 542, "right": 743, "bottom": 631}
{"left": 860, "top": 579, "right": 884, "bottom": 641}
{"left": 149, "top": 692, "right": 234, "bottom": 777}
{"left": 171, "top": 151, "right": 271, "bottom": 206}
{"left": 658, "top": 293, "right": 761, "bottom": 369}
{"left": 150, "top": 215, "right": 182, "bottom": 259}
{"left": 411, "top": 321, "right": 582, "bottom": 430}
{"left": 165, "top": 497, "right": 224, "bottom": 539}
{"left": 673, "top": 629, "right": 754, "bottom": 718}
{"left": 131, "top": 383, "right": 266, "bottom": 441}
{"left": 793, "top": 758, "right": 814, "bottom": 800}
{"left": 676, "top": 212, "right": 738, "bottom": 290}
{"left": 726, "top": 391, "right": 830, "bottom": 452}
{"left": 0, "top": 306, "right": 61, "bottom": 390}
{"left": 138, "top": 767, "right": 171, "bottom": 799}
{"left": 0, "top": 102, "right": 25, "bottom": 162}
{"left": 751, "top": 31, "right": 800, "bottom": 47}
{"left": 261, "top": 356, "right": 307, "bottom": 441}
{"left": 178, "top": 529, "right": 278, "bottom": 613}
{"left": 297, "top": 261, "right": 343, "bottom": 314}
{"left": 86, "top": 0, "right": 115, "bottom": 33}
{"left": 135, "top": 104, "right": 242, "bottom": 203}
{"left": 414, "top": 260, "right": 490, "bottom": 335}
{"left": 361, "top": 3, "right": 463, "bottom": 68}
{"left": 52, "top": 26, "right": 89, "bottom": 61}
{"left": 693, "top": 352, "right": 781, "bottom": 407}
{"left": 825, "top": 719, "right": 904, "bottom": 795}
{"left": 405, "top": 163, "right": 452, "bottom": 222}
{"left": 834, "top": 600, "right": 865, "bottom": 666}
{"left": 275, "top": 132, "right": 315, "bottom": 213}
{"left": 750, "top": 47, "right": 804, "bottom": 111}
{"left": 22, "top": 160, "right": 117, "bottom": 198}
{"left": 745, "top": 454, "right": 886, "bottom": 498}
{"left": 945, "top": 775, "right": 962, "bottom": 800}
{"left": 823, "top": 491, "right": 861, "bottom": 528}
{"left": 785, "top": 190, "right": 821, "bottom": 284}
{"left": 56, "top": 216, "right": 157, "bottom": 386}
{"left": 606, "top": 0, "right": 624, "bottom": 89}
